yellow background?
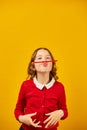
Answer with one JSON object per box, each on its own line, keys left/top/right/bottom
{"left": 0, "top": 0, "right": 87, "bottom": 130}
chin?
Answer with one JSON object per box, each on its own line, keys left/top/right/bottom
{"left": 40, "top": 70, "right": 50, "bottom": 73}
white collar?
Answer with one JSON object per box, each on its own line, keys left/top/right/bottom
{"left": 33, "top": 77, "right": 55, "bottom": 90}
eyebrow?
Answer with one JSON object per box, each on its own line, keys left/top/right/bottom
{"left": 36, "top": 55, "right": 51, "bottom": 57}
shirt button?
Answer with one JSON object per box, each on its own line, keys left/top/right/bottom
{"left": 41, "top": 105, "right": 44, "bottom": 108}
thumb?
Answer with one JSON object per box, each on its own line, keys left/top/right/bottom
{"left": 45, "top": 112, "right": 51, "bottom": 116}
{"left": 29, "top": 112, "right": 37, "bottom": 117}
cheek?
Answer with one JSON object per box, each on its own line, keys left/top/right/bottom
{"left": 48, "top": 63, "right": 53, "bottom": 70}
{"left": 34, "top": 64, "right": 39, "bottom": 70}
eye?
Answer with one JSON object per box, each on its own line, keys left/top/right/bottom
{"left": 46, "top": 57, "right": 51, "bottom": 60}
{"left": 37, "top": 57, "right": 42, "bottom": 60}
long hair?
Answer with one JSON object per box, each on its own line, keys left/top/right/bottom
{"left": 27, "top": 47, "right": 58, "bottom": 81}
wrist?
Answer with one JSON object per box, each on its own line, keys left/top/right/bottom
{"left": 59, "top": 109, "right": 64, "bottom": 118}
{"left": 18, "top": 115, "right": 24, "bottom": 123}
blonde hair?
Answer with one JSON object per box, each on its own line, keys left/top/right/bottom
{"left": 27, "top": 47, "right": 58, "bottom": 81}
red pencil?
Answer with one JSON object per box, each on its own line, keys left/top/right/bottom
{"left": 34, "top": 60, "right": 58, "bottom": 63}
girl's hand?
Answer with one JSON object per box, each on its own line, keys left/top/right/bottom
{"left": 44, "top": 110, "right": 64, "bottom": 128}
{"left": 18, "top": 112, "right": 42, "bottom": 128}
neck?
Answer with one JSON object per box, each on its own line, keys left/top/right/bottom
{"left": 36, "top": 72, "right": 50, "bottom": 84}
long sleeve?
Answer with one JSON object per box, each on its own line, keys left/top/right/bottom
{"left": 14, "top": 82, "right": 26, "bottom": 120}
{"left": 58, "top": 83, "right": 68, "bottom": 120}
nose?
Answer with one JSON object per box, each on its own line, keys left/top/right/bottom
{"left": 42, "top": 59, "right": 48, "bottom": 63}
{"left": 43, "top": 61, "right": 48, "bottom": 67}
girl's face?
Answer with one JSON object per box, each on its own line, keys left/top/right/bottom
{"left": 34, "top": 49, "right": 52, "bottom": 73}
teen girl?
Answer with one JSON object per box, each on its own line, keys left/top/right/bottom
{"left": 14, "top": 47, "right": 68, "bottom": 130}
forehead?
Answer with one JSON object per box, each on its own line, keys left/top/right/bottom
{"left": 36, "top": 49, "right": 51, "bottom": 56}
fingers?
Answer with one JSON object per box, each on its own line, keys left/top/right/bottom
{"left": 31, "top": 118, "right": 42, "bottom": 128}
{"left": 44, "top": 116, "right": 51, "bottom": 124}
{"left": 45, "top": 112, "right": 52, "bottom": 116}
{"left": 45, "top": 118, "right": 57, "bottom": 128}
{"left": 33, "top": 119, "right": 37, "bottom": 123}
{"left": 44, "top": 111, "right": 59, "bottom": 128}
{"left": 44, "top": 115, "right": 54, "bottom": 128}
{"left": 44, "top": 117, "right": 54, "bottom": 128}
{"left": 44, "top": 112, "right": 53, "bottom": 124}
{"left": 32, "top": 121, "right": 42, "bottom": 128}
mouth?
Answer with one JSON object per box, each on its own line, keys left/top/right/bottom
{"left": 42, "top": 62, "right": 48, "bottom": 67}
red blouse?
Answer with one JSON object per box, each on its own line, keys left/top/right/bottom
{"left": 14, "top": 79, "right": 68, "bottom": 130}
